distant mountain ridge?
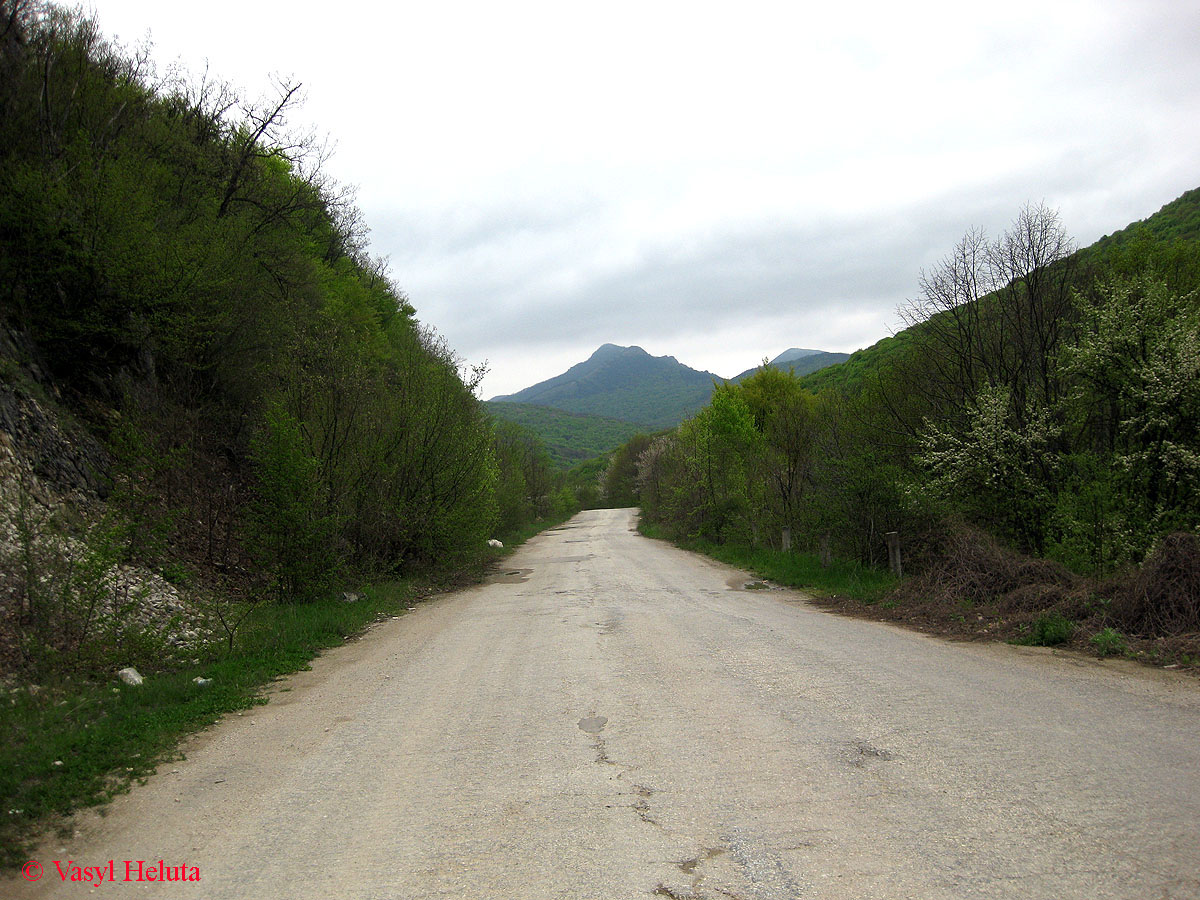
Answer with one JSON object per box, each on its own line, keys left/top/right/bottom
{"left": 731, "top": 348, "right": 851, "bottom": 382}
{"left": 492, "top": 344, "right": 721, "bottom": 428}
{"left": 492, "top": 343, "right": 849, "bottom": 429}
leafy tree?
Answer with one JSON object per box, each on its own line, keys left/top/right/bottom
{"left": 245, "top": 403, "right": 339, "bottom": 602}
{"left": 738, "top": 366, "right": 818, "bottom": 544}
{"left": 602, "top": 433, "right": 652, "bottom": 507}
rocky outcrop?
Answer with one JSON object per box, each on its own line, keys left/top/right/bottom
{"left": 0, "top": 327, "right": 110, "bottom": 500}
{"left": 0, "top": 333, "right": 214, "bottom": 676}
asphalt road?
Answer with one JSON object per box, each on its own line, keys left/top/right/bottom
{"left": 8, "top": 508, "right": 1200, "bottom": 899}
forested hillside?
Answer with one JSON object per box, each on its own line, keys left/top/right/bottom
{"left": 625, "top": 199, "right": 1200, "bottom": 659}
{"left": 486, "top": 401, "right": 647, "bottom": 469}
{"left": 0, "top": 2, "right": 591, "bottom": 858}
{"left": 0, "top": 1, "right": 578, "bottom": 677}
{"left": 802, "top": 189, "right": 1200, "bottom": 398}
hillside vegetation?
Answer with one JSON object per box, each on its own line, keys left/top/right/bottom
{"left": 0, "top": 0, "right": 597, "bottom": 666}
{"left": 0, "top": 1, "right": 584, "bottom": 861}
{"left": 623, "top": 197, "right": 1200, "bottom": 663}
{"left": 800, "top": 189, "right": 1200, "bottom": 398}
{"left": 486, "top": 401, "right": 647, "bottom": 469}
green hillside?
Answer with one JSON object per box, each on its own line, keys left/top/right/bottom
{"left": 1090, "top": 187, "right": 1200, "bottom": 248}
{"left": 492, "top": 344, "right": 720, "bottom": 428}
{"left": 486, "top": 402, "right": 647, "bottom": 469}
{"left": 495, "top": 343, "right": 852, "bottom": 429}
{"left": 800, "top": 188, "right": 1200, "bottom": 397}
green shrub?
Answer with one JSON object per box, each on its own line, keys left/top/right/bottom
{"left": 1026, "top": 612, "right": 1074, "bottom": 646}
{"left": 1090, "top": 627, "right": 1130, "bottom": 657}
{"left": 245, "top": 403, "right": 339, "bottom": 602}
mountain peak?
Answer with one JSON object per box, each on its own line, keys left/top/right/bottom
{"left": 590, "top": 343, "right": 647, "bottom": 360}
{"left": 493, "top": 344, "right": 719, "bottom": 428}
{"left": 769, "top": 348, "right": 823, "bottom": 366}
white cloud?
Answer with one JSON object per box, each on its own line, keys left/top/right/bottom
{"left": 89, "top": 0, "right": 1200, "bottom": 396}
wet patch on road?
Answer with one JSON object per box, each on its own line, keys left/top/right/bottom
{"left": 725, "top": 575, "right": 778, "bottom": 592}
{"left": 578, "top": 715, "right": 608, "bottom": 734}
{"left": 579, "top": 714, "right": 620, "bottom": 766}
{"left": 488, "top": 568, "right": 532, "bottom": 584}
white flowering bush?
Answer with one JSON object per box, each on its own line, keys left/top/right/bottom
{"left": 918, "top": 385, "right": 1059, "bottom": 553}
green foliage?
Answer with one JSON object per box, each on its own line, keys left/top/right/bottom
{"left": 738, "top": 365, "right": 818, "bottom": 538}
{"left": 485, "top": 401, "right": 646, "bottom": 469}
{"left": 797, "top": 331, "right": 916, "bottom": 396}
{"left": 918, "top": 385, "right": 1058, "bottom": 553}
{"left": 562, "top": 455, "right": 607, "bottom": 510}
{"left": 1090, "top": 627, "right": 1131, "bottom": 658}
{"left": 639, "top": 521, "right": 899, "bottom": 603}
{"left": 0, "top": 0, "right": 543, "bottom": 604}
{"left": 602, "top": 433, "right": 653, "bottom": 507}
{"left": 492, "top": 420, "right": 554, "bottom": 536}
{"left": 1017, "top": 612, "right": 1075, "bottom": 647}
{"left": 245, "top": 403, "right": 339, "bottom": 602}
{"left": 641, "top": 196, "right": 1200, "bottom": 604}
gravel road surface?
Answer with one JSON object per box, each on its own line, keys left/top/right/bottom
{"left": 8, "top": 508, "right": 1200, "bottom": 899}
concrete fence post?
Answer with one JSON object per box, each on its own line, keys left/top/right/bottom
{"left": 781, "top": 526, "right": 792, "bottom": 552}
{"left": 819, "top": 534, "right": 831, "bottom": 569}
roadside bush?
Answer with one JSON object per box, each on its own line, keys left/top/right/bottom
{"left": 887, "top": 522, "right": 1083, "bottom": 611}
{"left": 1023, "top": 612, "right": 1074, "bottom": 646}
{"left": 244, "top": 404, "right": 339, "bottom": 603}
{"left": 1109, "top": 532, "right": 1200, "bottom": 635}
{"left": 1090, "top": 627, "right": 1131, "bottom": 657}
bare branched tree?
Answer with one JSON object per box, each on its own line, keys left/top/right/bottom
{"left": 897, "top": 203, "right": 1076, "bottom": 428}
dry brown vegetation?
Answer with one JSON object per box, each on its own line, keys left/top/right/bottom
{"left": 811, "top": 522, "right": 1200, "bottom": 668}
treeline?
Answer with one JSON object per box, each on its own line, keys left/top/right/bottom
{"left": 0, "top": 0, "right": 575, "bottom": 668}
{"left": 630, "top": 201, "right": 1200, "bottom": 594}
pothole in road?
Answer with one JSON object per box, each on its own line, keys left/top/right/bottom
{"left": 847, "top": 740, "right": 894, "bottom": 767}
{"left": 676, "top": 847, "right": 726, "bottom": 874}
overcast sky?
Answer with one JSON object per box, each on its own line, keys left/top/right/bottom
{"left": 90, "top": 0, "right": 1200, "bottom": 397}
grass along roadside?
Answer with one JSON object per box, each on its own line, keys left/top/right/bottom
{"left": 638, "top": 520, "right": 1199, "bottom": 671}
{"left": 0, "top": 514, "right": 572, "bottom": 870}
{"left": 0, "top": 578, "right": 433, "bottom": 869}
{"left": 636, "top": 519, "right": 899, "bottom": 604}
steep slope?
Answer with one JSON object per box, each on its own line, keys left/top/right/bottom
{"left": 1089, "top": 186, "right": 1200, "bottom": 249}
{"left": 491, "top": 344, "right": 721, "bottom": 428}
{"left": 799, "top": 184, "right": 1200, "bottom": 397}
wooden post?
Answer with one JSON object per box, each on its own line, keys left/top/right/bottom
{"left": 884, "top": 531, "right": 902, "bottom": 577}
{"left": 781, "top": 526, "right": 792, "bottom": 552}
{"left": 819, "top": 534, "right": 831, "bottom": 569}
